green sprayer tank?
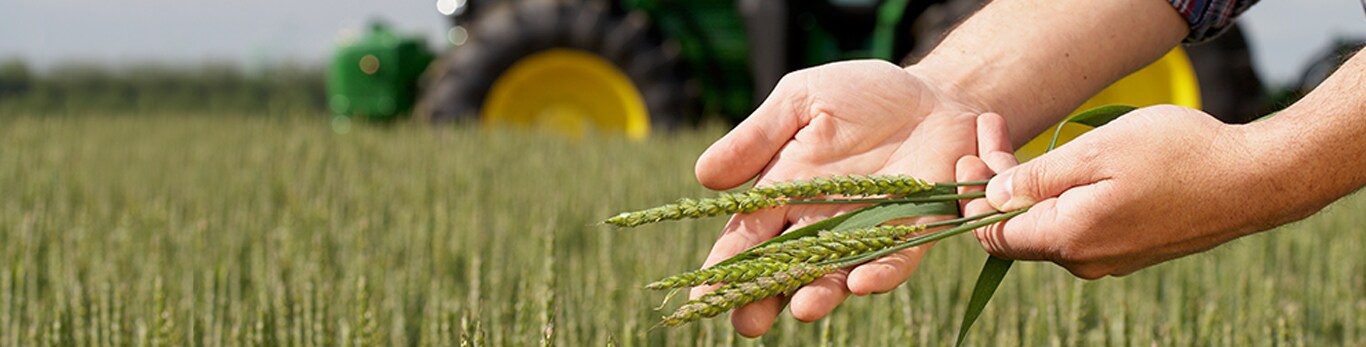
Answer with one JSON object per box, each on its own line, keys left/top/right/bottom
{"left": 326, "top": 22, "right": 433, "bottom": 119}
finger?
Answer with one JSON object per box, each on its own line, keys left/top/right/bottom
{"left": 957, "top": 155, "right": 991, "bottom": 211}
{"left": 959, "top": 157, "right": 1003, "bottom": 226}
{"left": 957, "top": 155, "right": 993, "bottom": 207}
{"left": 985, "top": 140, "right": 1101, "bottom": 211}
{"left": 690, "top": 208, "right": 789, "bottom": 300}
{"left": 700, "top": 208, "right": 789, "bottom": 267}
{"left": 975, "top": 113, "right": 1019, "bottom": 172}
{"left": 845, "top": 244, "right": 931, "bottom": 295}
{"left": 788, "top": 269, "right": 850, "bottom": 322}
{"left": 982, "top": 180, "right": 1105, "bottom": 261}
{"left": 974, "top": 197, "right": 1062, "bottom": 260}
{"left": 960, "top": 155, "right": 1016, "bottom": 256}
{"left": 732, "top": 296, "right": 784, "bottom": 337}
{"left": 962, "top": 112, "right": 1021, "bottom": 252}
{"left": 695, "top": 81, "right": 811, "bottom": 190}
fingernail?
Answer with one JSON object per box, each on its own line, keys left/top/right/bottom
{"left": 986, "top": 170, "right": 1013, "bottom": 210}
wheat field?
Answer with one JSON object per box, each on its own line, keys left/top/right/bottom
{"left": 2, "top": 113, "right": 1364, "bottom": 346}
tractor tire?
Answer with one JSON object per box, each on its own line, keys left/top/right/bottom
{"left": 416, "top": 0, "right": 694, "bottom": 136}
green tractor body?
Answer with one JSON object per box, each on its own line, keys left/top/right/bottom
{"left": 622, "top": 0, "right": 917, "bottom": 119}
{"left": 627, "top": 0, "right": 755, "bottom": 118}
{"left": 327, "top": 22, "right": 434, "bottom": 119}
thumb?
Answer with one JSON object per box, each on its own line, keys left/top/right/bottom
{"left": 695, "top": 81, "right": 810, "bottom": 190}
{"left": 985, "top": 146, "right": 1098, "bottom": 211}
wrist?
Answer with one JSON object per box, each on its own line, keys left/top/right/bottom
{"left": 1236, "top": 116, "right": 1343, "bottom": 229}
{"left": 904, "top": 54, "right": 1000, "bottom": 119}
{"left": 905, "top": 56, "right": 1057, "bottom": 147}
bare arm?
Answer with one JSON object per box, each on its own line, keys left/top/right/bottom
{"left": 1247, "top": 51, "right": 1366, "bottom": 225}
{"left": 912, "top": 0, "right": 1189, "bottom": 145}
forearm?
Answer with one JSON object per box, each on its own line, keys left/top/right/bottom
{"left": 1246, "top": 51, "right": 1366, "bottom": 225}
{"left": 908, "top": 0, "right": 1187, "bottom": 146}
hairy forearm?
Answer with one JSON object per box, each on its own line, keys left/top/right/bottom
{"left": 908, "top": 0, "right": 1187, "bottom": 146}
{"left": 1246, "top": 51, "right": 1366, "bottom": 225}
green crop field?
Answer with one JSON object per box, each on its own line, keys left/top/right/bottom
{"left": 3, "top": 113, "right": 1365, "bottom": 346}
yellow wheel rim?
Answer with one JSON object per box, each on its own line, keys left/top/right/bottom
{"left": 1015, "top": 47, "right": 1202, "bottom": 161}
{"left": 481, "top": 48, "right": 651, "bottom": 140}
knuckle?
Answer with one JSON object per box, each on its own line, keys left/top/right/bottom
{"left": 1016, "top": 156, "right": 1075, "bottom": 200}
{"left": 972, "top": 225, "right": 1009, "bottom": 257}
{"left": 1140, "top": 104, "right": 1186, "bottom": 115}
{"left": 975, "top": 235, "right": 1003, "bottom": 258}
{"left": 1011, "top": 165, "right": 1044, "bottom": 199}
{"left": 1052, "top": 245, "right": 1083, "bottom": 264}
{"left": 1111, "top": 268, "right": 1139, "bottom": 277}
{"left": 1050, "top": 234, "right": 1096, "bottom": 265}
{"left": 775, "top": 68, "right": 809, "bottom": 87}
{"left": 1075, "top": 142, "right": 1105, "bottom": 163}
{"left": 979, "top": 236, "right": 1011, "bottom": 259}
{"left": 1134, "top": 105, "right": 1212, "bottom": 126}
{"left": 1066, "top": 264, "right": 1110, "bottom": 280}
{"left": 973, "top": 229, "right": 993, "bottom": 251}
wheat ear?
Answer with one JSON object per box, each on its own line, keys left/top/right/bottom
{"left": 742, "top": 225, "right": 925, "bottom": 262}
{"left": 658, "top": 264, "right": 836, "bottom": 327}
{"left": 645, "top": 260, "right": 791, "bottom": 290}
{"left": 605, "top": 175, "right": 935, "bottom": 227}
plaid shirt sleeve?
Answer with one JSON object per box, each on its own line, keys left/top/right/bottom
{"left": 1167, "top": 0, "right": 1260, "bottom": 43}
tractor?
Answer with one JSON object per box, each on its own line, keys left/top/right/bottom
{"left": 328, "top": 0, "right": 1268, "bottom": 143}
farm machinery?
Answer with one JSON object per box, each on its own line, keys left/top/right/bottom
{"left": 327, "top": 0, "right": 1268, "bottom": 142}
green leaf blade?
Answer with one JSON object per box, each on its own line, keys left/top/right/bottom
{"left": 1046, "top": 105, "right": 1137, "bottom": 150}
{"left": 955, "top": 256, "right": 1014, "bottom": 347}
{"left": 1066, "top": 104, "right": 1137, "bottom": 128}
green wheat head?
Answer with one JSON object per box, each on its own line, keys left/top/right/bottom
{"left": 645, "top": 260, "right": 792, "bottom": 290}
{"left": 659, "top": 264, "right": 836, "bottom": 327}
{"left": 605, "top": 175, "right": 934, "bottom": 227}
{"left": 743, "top": 225, "right": 925, "bottom": 262}
{"left": 749, "top": 174, "right": 935, "bottom": 198}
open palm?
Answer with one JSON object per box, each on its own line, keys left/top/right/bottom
{"left": 692, "top": 59, "right": 985, "bottom": 336}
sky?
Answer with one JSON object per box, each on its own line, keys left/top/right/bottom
{"left": 1, "top": 0, "right": 1363, "bottom": 85}
{"left": 0, "top": 0, "right": 451, "bottom": 71}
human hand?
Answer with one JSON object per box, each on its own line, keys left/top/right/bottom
{"left": 692, "top": 60, "right": 986, "bottom": 336}
{"left": 958, "top": 106, "right": 1306, "bottom": 279}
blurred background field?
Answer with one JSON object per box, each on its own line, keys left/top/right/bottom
{"left": 4, "top": 0, "right": 1366, "bottom": 346}
{"left": 3, "top": 113, "right": 1366, "bottom": 346}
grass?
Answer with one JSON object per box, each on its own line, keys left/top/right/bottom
{"left": 2, "top": 112, "right": 1365, "bottom": 346}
